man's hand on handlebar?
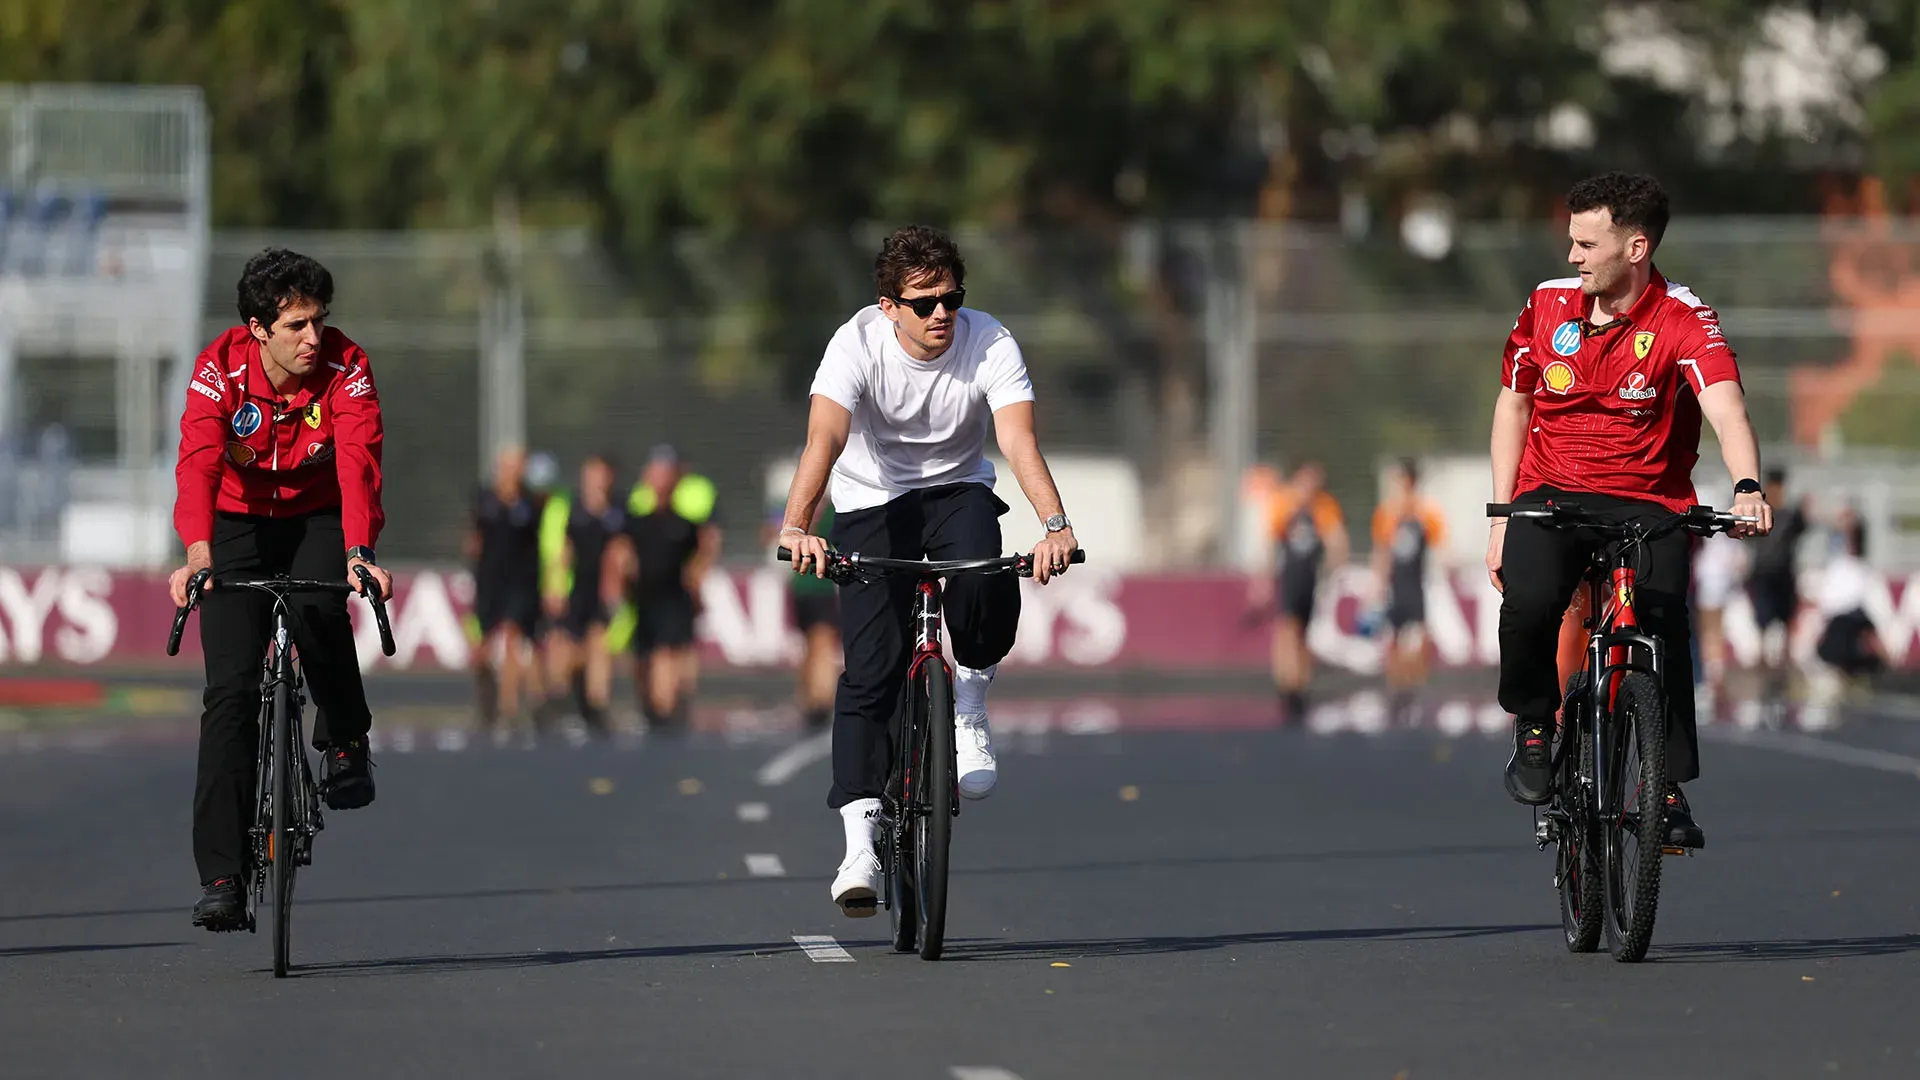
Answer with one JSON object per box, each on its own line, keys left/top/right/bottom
{"left": 780, "top": 526, "right": 833, "bottom": 579}
{"left": 1729, "top": 489, "right": 1772, "bottom": 540}
{"left": 1032, "top": 526, "right": 1078, "bottom": 585}
{"left": 349, "top": 556, "right": 393, "bottom": 602}
{"left": 169, "top": 541, "right": 213, "bottom": 608}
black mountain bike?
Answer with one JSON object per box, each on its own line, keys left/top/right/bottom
{"left": 1487, "top": 501, "right": 1751, "bottom": 962}
{"left": 778, "top": 545, "right": 1084, "bottom": 960}
{"left": 168, "top": 567, "right": 394, "bottom": 977}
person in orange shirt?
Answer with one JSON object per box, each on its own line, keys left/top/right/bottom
{"left": 1250, "top": 461, "right": 1348, "bottom": 715}
{"left": 1370, "top": 459, "right": 1447, "bottom": 704}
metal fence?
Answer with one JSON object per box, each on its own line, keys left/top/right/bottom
{"left": 10, "top": 214, "right": 1920, "bottom": 570}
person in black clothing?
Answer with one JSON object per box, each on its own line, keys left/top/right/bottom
{"left": 1745, "top": 467, "right": 1809, "bottom": 679}
{"left": 468, "top": 445, "right": 545, "bottom": 734}
{"left": 540, "top": 453, "right": 626, "bottom": 733}
{"left": 606, "top": 446, "right": 720, "bottom": 726}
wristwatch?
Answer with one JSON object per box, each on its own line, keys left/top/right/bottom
{"left": 1044, "top": 514, "right": 1071, "bottom": 534}
{"left": 1732, "top": 478, "right": 1763, "bottom": 498}
{"left": 346, "top": 546, "right": 377, "bottom": 565}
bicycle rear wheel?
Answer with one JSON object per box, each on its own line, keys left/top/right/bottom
{"left": 914, "top": 661, "right": 955, "bottom": 961}
{"left": 1556, "top": 680, "right": 1603, "bottom": 953}
{"left": 271, "top": 679, "right": 297, "bottom": 978}
{"left": 1603, "top": 672, "right": 1668, "bottom": 962}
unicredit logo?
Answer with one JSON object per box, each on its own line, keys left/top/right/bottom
{"left": 1618, "top": 372, "right": 1658, "bottom": 401}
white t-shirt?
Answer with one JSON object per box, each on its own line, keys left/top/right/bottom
{"left": 810, "top": 305, "right": 1035, "bottom": 513}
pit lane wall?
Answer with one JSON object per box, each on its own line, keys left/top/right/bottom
{"left": 1, "top": 564, "right": 1916, "bottom": 672}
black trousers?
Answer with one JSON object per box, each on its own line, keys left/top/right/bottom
{"left": 827, "top": 483, "right": 1020, "bottom": 809}
{"left": 1498, "top": 487, "right": 1699, "bottom": 783}
{"left": 194, "top": 511, "right": 373, "bottom": 882}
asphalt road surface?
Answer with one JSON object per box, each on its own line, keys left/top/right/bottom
{"left": 3, "top": 691, "right": 1920, "bottom": 1079}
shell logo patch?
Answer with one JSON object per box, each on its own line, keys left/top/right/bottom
{"left": 1542, "top": 360, "right": 1577, "bottom": 394}
{"left": 227, "top": 441, "right": 256, "bottom": 466}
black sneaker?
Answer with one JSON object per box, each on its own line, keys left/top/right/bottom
{"left": 322, "top": 738, "right": 376, "bottom": 810}
{"left": 1504, "top": 717, "right": 1554, "bottom": 806}
{"left": 1663, "top": 785, "right": 1706, "bottom": 849}
{"left": 191, "top": 877, "right": 247, "bottom": 932}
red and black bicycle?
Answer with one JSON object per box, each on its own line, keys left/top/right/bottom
{"left": 777, "top": 545, "right": 1083, "bottom": 960}
{"left": 1488, "top": 500, "right": 1751, "bottom": 963}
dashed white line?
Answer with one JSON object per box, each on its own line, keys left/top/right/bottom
{"left": 737, "top": 802, "right": 771, "bottom": 823}
{"left": 792, "top": 934, "right": 855, "bottom": 962}
{"left": 745, "top": 854, "right": 787, "bottom": 877}
{"left": 951, "top": 1069, "right": 1025, "bottom": 1080}
{"left": 1703, "top": 727, "right": 1920, "bottom": 778}
{"left": 757, "top": 730, "right": 833, "bottom": 786}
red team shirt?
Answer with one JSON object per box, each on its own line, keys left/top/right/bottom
{"left": 1501, "top": 269, "right": 1741, "bottom": 513}
{"left": 173, "top": 326, "right": 386, "bottom": 549}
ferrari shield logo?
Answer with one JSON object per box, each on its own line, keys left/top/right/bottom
{"left": 1633, "top": 331, "right": 1655, "bottom": 360}
{"left": 303, "top": 403, "right": 323, "bottom": 429}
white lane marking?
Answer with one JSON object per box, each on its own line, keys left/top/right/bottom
{"left": 1704, "top": 727, "right": 1920, "bottom": 778}
{"left": 737, "top": 802, "right": 771, "bottom": 822}
{"left": 757, "top": 730, "right": 833, "bottom": 786}
{"left": 745, "top": 854, "right": 787, "bottom": 877}
{"left": 952, "top": 1069, "right": 1025, "bottom": 1080}
{"left": 792, "top": 934, "right": 855, "bottom": 962}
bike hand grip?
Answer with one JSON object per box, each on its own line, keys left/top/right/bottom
{"left": 1069, "top": 550, "right": 1087, "bottom": 564}
{"left": 776, "top": 547, "right": 793, "bottom": 562}
{"left": 355, "top": 565, "right": 397, "bottom": 657}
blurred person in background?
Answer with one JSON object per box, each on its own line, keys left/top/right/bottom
{"left": 1249, "top": 460, "right": 1348, "bottom": 718}
{"left": 1812, "top": 505, "right": 1886, "bottom": 692}
{"left": 536, "top": 453, "right": 626, "bottom": 735}
{"left": 1691, "top": 527, "right": 1745, "bottom": 709}
{"left": 468, "top": 445, "right": 545, "bottom": 739}
{"left": 766, "top": 495, "right": 839, "bottom": 732}
{"left": 1745, "top": 467, "right": 1809, "bottom": 689}
{"left": 170, "top": 248, "right": 391, "bottom": 929}
{"left": 1370, "top": 458, "right": 1445, "bottom": 712}
{"left": 606, "top": 445, "right": 719, "bottom": 728}
{"left": 1489, "top": 172, "right": 1771, "bottom": 850}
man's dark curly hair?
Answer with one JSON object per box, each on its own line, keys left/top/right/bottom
{"left": 237, "top": 248, "right": 334, "bottom": 330}
{"left": 1567, "top": 172, "right": 1670, "bottom": 249}
{"left": 873, "top": 225, "right": 966, "bottom": 300}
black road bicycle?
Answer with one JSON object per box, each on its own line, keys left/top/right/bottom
{"left": 778, "top": 545, "right": 1084, "bottom": 960}
{"left": 1487, "top": 500, "right": 1751, "bottom": 962}
{"left": 168, "top": 567, "right": 394, "bottom": 977}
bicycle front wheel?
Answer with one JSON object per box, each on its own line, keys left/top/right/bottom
{"left": 914, "top": 661, "right": 955, "bottom": 961}
{"left": 271, "top": 679, "right": 297, "bottom": 978}
{"left": 1603, "top": 672, "right": 1668, "bottom": 963}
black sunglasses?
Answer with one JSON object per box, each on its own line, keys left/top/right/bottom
{"left": 889, "top": 289, "right": 965, "bottom": 318}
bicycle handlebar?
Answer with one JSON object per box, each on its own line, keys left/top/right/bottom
{"left": 166, "top": 571, "right": 397, "bottom": 657}
{"left": 1486, "top": 501, "right": 1758, "bottom": 541}
{"left": 776, "top": 547, "right": 1086, "bottom": 580}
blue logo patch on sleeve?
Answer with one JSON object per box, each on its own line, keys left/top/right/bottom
{"left": 1551, "top": 320, "right": 1583, "bottom": 357}
{"left": 231, "top": 401, "right": 263, "bottom": 438}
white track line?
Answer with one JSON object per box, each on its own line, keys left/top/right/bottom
{"left": 1703, "top": 727, "right": 1920, "bottom": 778}
{"left": 756, "top": 730, "right": 833, "bottom": 786}
{"left": 745, "top": 854, "right": 787, "bottom": 877}
{"left": 952, "top": 1069, "right": 1025, "bottom": 1080}
{"left": 791, "top": 934, "right": 855, "bottom": 962}
{"left": 737, "top": 802, "right": 771, "bottom": 823}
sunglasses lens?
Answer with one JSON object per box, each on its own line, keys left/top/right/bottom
{"left": 901, "top": 291, "right": 964, "bottom": 318}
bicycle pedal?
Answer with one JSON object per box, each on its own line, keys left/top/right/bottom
{"left": 1661, "top": 846, "right": 1690, "bottom": 857}
{"left": 843, "top": 897, "right": 878, "bottom": 911}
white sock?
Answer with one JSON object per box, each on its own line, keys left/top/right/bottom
{"left": 954, "top": 663, "right": 996, "bottom": 716}
{"left": 840, "top": 798, "right": 880, "bottom": 854}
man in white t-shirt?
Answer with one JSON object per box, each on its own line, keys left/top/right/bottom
{"left": 779, "top": 225, "right": 1081, "bottom": 916}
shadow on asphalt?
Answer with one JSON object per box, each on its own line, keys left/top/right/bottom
{"left": 937, "top": 923, "right": 1560, "bottom": 962}
{"left": 1654, "top": 934, "right": 1920, "bottom": 964}
{"left": 285, "top": 940, "right": 801, "bottom": 978}
{"left": 0, "top": 942, "right": 185, "bottom": 957}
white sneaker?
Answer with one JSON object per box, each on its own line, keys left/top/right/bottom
{"left": 830, "top": 848, "right": 881, "bottom": 917}
{"left": 955, "top": 712, "right": 997, "bottom": 800}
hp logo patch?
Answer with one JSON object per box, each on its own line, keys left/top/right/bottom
{"left": 1551, "top": 320, "right": 1582, "bottom": 357}
{"left": 231, "top": 401, "right": 263, "bottom": 438}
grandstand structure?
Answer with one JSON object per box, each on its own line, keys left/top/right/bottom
{"left": 0, "top": 84, "right": 209, "bottom": 565}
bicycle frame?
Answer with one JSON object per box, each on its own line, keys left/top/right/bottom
{"left": 250, "top": 597, "right": 321, "bottom": 911}
{"left": 1577, "top": 560, "right": 1666, "bottom": 839}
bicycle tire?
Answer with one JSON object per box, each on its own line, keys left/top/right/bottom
{"left": 1603, "top": 672, "right": 1668, "bottom": 962}
{"left": 271, "top": 678, "right": 296, "bottom": 978}
{"left": 887, "top": 810, "right": 917, "bottom": 954}
{"left": 915, "top": 661, "right": 955, "bottom": 961}
{"left": 1556, "top": 679, "right": 1603, "bottom": 953}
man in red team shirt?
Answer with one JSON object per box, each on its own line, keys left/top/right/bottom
{"left": 1488, "top": 174, "right": 1771, "bottom": 850}
{"left": 168, "top": 249, "right": 394, "bottom": 930}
